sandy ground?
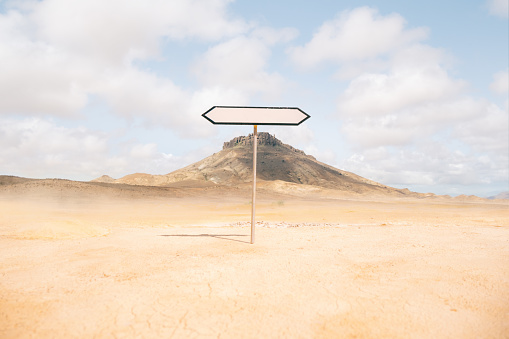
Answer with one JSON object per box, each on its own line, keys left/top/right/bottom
{"left": 1, "top": 192, "right": 508, "bottom": 338}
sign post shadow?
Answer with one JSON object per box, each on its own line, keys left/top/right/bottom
{"left": 202, "top": 106, "right": 310, "bottom": 244}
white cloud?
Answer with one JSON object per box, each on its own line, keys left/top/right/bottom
{"left": 341, "top": 97, "right": 484, "bottom": 148}
{"left": 337, "top": 70, "right": 507, "bottom": 189}
{"left": 453, "top": 102, "right": 508, "bottom": 153}
{"left": 0, "top": 8, "right": 89, "bottom": 116}
{"left": 290, "top": 7, "right": 428, "bottom": 69}
{"left": 97, "top": 67, "right": 210, "bottom": 135}
{"left": 303, "top": 145, "right": 337, "bottom": 165}
{"left": 130, "top": 143, "right": 158, "bottom": 159}
{"left": 336, "top": 44, "right": 471, "bottom": 149}
{"left": 488, "top": 0, "right": 509, "bottom": 18}
{"left": 490, "top": 69, "right": 509, "bottom": 109}
{"left": 342, "top": 138, "right": 508, "bottom": 194}
{"left": 267, "top": 124, "right": 314, "bottom": 149}
{"left": 192, "top": 27, "right": 296, "bottom": 101}
{"left": 338, "top": 49, "right": 464, "bottom": 117}
{"left": 0, "top": 117, "right": 204, "bottom": 179}
{"left": 338, "top": 96, "right": 508, "bottom": 192}
{"left": 0, "top": 118, "right": 109, "bottom": 178}
{"left": 0, "top": 0, "right": 248, "bottom": 133}
{"left": 30, "top": 0, "right": 246, "bottom": 64}
{"left": 490, "top": 69, "right": 509, "bottom": 94}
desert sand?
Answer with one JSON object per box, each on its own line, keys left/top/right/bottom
{"left": 1, "top": 182, "right": 508, "bottom": 338}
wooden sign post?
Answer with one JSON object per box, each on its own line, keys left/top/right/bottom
{"left": 202, "top": 106, "right": 310, "bottom": 244}
{"left": 251, "top": 125, "right": 257, "bottom": 244}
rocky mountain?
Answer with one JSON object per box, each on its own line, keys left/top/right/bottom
{"left": 94, "top": 133, "right": 418, "bottom": 196}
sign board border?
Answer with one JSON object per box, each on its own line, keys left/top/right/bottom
{"left": 202, "top": 106, "right": 310, "bottom": 126}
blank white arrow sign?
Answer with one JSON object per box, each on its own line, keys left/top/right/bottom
{"left": 202, "top": 106, "right": 310, "bottom": 125}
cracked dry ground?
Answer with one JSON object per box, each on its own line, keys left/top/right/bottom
{"left": 1, "top": 197, "right": 508, "bottom": 338}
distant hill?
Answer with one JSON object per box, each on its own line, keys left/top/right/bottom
{"left": 92, "top": 175, "right": 116, "bottom": 183}
{"left": 0, "top": 175, "right": 230, "bottom": 200}
{"left": 488, "top": 191, "right": 509, "bottom": 200}
{"left": 93, "top": 133, "right": 428, "bottom": 198}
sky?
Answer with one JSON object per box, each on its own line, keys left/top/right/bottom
{"left": 0, "top": 0, "right": 508, "bottom": 197}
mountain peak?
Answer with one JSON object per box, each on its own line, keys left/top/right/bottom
{"left": 223, "top": 132, "right": 305, "bottom": 155}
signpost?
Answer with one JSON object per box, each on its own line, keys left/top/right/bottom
{"left": 202, "top": 106, "right": 310, "bottom": 244}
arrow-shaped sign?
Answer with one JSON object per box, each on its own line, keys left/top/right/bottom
{"left": 202, "top": 106, "right": 310, "bottom": 126}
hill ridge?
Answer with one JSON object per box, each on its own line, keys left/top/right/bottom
{"left": 91, "top": 133, "right": 413, "bottom": 196}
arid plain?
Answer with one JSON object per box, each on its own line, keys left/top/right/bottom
{"left": 1, "top": 178, "right": 508, "bottom": 338}
{"left": 1, "top": 134, "right": 509, "bottom": 338}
